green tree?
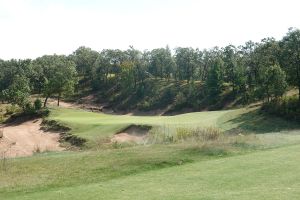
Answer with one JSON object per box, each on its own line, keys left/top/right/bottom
{"left": 120, "top": 60, "right": 135, "bottom": 91}
{"left": 71, "top": 46, "right": 99, "bottom": 84}
{"left": 280, "top": 28, "right": 300, "bottom": 102}
{"left": 36, "top": 55, "right": 78, "bottom": 107}
{"left": 149, "top": 47, "right": 175, "bottom": 79}
{"left": 239, "top": 40, "right": 258, "bottom": 95}
{"left": 93, "top": 49, "right": 126, "bottom": 88}
{"left": 2, "top": 75, "right": 31, "bottom": 110}
{"left": 206, "top": 57, "right": 223, "bottom": 101}
{"left": 175, "top": 47, "right": 198, "bottom": 82}
{"left": 223, "top": 45, "right": 238, "bottom": 93}
{"left": 263, "top": 65, "right": 288, "bottom": 101}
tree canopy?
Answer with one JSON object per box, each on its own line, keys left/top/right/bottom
{"left": 1, "top": 28, "right": 300, "bottom": 113}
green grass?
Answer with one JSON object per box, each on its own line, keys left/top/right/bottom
{"left": 0, "top": 144, "right": 231, "bottom": 195}
{"left": 2, "top": 144, "right": 300, "bottom": 200}
{"left": 49, "top": 106, "right": 300, "bottom": 141}
{"left": 48, "top": 107, "right": 232, "bottom": 140}
{"left": 219, "top": 107, "right": 300, "bottom": 133}
{"left": 1, "top": 106, "right": 300, "bottom": 199}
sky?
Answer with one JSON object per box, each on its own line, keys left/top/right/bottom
{"left": 0, "top": 0, "right": 300, "bottom": 60}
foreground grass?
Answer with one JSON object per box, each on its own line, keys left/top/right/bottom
{"left": 2, "top": 144, "right": 300, "bottom": 200}
{"left": 0, "top": 144, "right": 234, "bottom": 194}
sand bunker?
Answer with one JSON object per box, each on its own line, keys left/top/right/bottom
{"left": 111, "top": 125, "right": 151, "bottom": 143}
{"left": 0, "top": 119, "right": 63, "bottom": 158}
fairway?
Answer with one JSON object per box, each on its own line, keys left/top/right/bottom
{"left": 2, "top": 144, "right": 300, "bottom": 200}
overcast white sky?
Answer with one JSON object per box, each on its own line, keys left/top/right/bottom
{"left": 0, "top": 0, "right": 300, "bottom": 60}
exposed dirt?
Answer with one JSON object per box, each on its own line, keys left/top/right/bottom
{"left": 0, "top": 119, "right": 63, "bottom": 158}
{"left": 47, "top": 98, "right": 81, "bottom": 109}
{"left": 47, "top": 96, "right": 104, "bottom": 112}
{"left": 111, "top": 125, "right": 150, "bottom": 143}
{"left": 46, "top": 95, "right": 169, "bottom": 116}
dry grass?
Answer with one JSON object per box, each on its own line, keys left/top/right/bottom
{"left": 147, "top": 125, "right": 224, "bottom": 144}
{"left": 146, "top": 125, "right": 260, "bottom": 155}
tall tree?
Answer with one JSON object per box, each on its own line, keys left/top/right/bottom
{"left": 149, "top": 47, "right": 175, "bottom": 79}
{"left": 222, "top": 45, "right": 238, "bottom": 93}
{"left": 206, "top": 57, "right": 224, "bottom": 101}
{"left": 2, "top": 75, "right": 31, "bottom": 110}
{"left": 263, "top": 64, "right": 288, "bottom": 102}
{"left": 71, "top": 46, "right": 99, "bottom": 85}
{"left": 175, "top": 47, "right": 197, "bottom": 82}
{"left": 280, "top": 28, "right": 300, "bottom": 102}
{"left": 32, "top": 55, "right": 78, "bottom": 107}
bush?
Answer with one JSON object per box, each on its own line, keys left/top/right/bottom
{"left": 34, "top": 98, "right": 42, "bottom": 111}
{"left": 24, "top": 102, "right": 35, "bottom": 114}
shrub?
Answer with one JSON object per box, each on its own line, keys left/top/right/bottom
{"left": 24, "top": 102, "right": 35, "bottom": 114}
{"left": 34, "top": 98, "right": 42, "bottom": 111}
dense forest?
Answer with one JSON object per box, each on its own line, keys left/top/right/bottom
{"left": 1, "top": 28, "right": 300, "bottom": 119}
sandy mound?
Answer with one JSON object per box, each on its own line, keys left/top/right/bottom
{"left": 0, "top": 119, "right": 63, "bottom": 158}
{"left": 111, "top": 125, "right": 151, "bottom": 143}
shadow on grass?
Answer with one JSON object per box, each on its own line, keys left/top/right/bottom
{"left": 225, "top": 109, "right": 300, "bottom": 134}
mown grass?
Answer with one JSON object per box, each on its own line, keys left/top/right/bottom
{"left": 48, "top": 107, "right": 232, "bottom": 143}
{"left": 2, "top": 144, "right": 300, "bottom": 200}
{"left": 0, "top": 144, "right": 231, "bottom": 195}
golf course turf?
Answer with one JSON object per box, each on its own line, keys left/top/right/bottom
{"left": 1, "top": 106, "right": 300, "bottom": 199}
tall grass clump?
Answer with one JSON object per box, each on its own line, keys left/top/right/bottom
{"left": 147, "top": 125, "right": 260, "bottom": 156}
{"left": 147, "top": 125, "right": 222, "bottom": 144}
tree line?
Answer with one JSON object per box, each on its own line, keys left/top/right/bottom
{"left": 1, "top": 28, "right": 300, "bottom": 112}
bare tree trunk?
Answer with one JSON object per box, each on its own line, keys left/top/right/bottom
{"left": 43, "top": 96, "right": 49, "bottom": 108}
{"left": 57, "top": 94, "right": 61, "bottom": 107}
{"left": 298, "top": 86, "right": 300, "bottom": 105}
{"left": 297, "top": 65, "right": 300, "bottom": 105}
